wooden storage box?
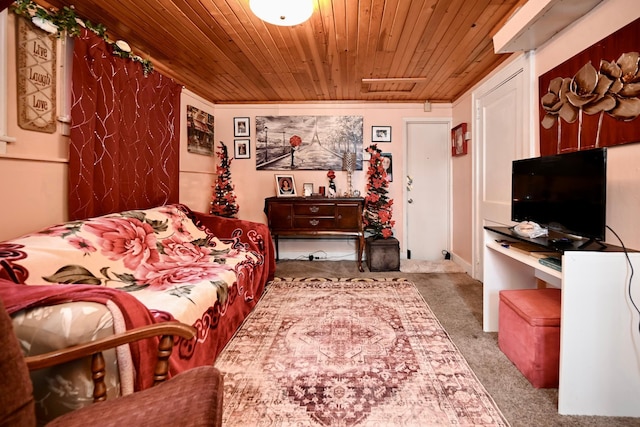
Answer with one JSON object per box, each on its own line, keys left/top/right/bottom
{"left": 365, "top": 237, "right": 400, "bottom": 272}
{"left": 498, "top": 288, "right": 561, "bottom": 388}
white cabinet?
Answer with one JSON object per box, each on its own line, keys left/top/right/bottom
{"left": 484, "top": 227, "right": 640, "bottom": 416}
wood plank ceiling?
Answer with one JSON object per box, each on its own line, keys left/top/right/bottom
{"left": 33, "top": 0, "right": 523, "bottom": 104}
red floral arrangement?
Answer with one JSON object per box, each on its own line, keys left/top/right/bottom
{"left": 327, "top": 169, "right": 337, "bottom": 194}
{"left": 363, "top": 144, "right": 394, "bottom": 238}
{"left": 290, "top": 135, "right": 302, "bottom": 147}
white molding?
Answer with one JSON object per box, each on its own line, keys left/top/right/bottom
{"left": 57, "top": 35, "right": 74, "bottom": 136}
{"left": 471, "top": 52, "right": 535, "bottom": 281}
{"left": 493, "top": 0, "right": 604, "bottom": 53}
{"left": 0, "top": 10, "right": 11, "bottom": 152}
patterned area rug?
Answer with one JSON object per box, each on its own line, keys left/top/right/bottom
{"left": 215, "top": 278, "right": 508, "bottom": 426}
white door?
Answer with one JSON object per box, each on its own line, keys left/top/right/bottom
{"left": 472, "top": 54, "right": 533, "bottom": 280}
{"left": 405, "top": 120, "right": 450, "bottom": 260}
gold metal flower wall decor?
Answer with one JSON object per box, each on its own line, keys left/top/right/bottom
{"left": 541, "top": 52, "right": 640, "bottom": 151}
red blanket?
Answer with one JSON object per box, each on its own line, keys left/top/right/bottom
{"left": 0, "top": 205, "right": 276, "bottom": 391}
{"left": 0, "top": 278, "right": 160, "bottom": 390}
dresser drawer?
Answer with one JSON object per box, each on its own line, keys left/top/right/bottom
{"left": 292, "top": 217, "right": 336, "bottom": 229}
{"left": 268, "top": 203, "right": 292, "bottom": 229}
{"left": 293, "top": 203, "right": 335, "bottom": 216}
{"left": 335, "top": 205, "right": 361, "bottom": 229}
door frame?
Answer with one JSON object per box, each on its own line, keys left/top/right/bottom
{"left": 0, "top": 10, "right": 10, "bottom": 149}
{"left": 471, "top": 52, "right": 535, "bottom": 281}
{"left": 403, "top": 117, "right": 452, "bottom": 260}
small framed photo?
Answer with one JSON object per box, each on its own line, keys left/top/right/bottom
{"left": 372, "top": 126, "right": 391, "bottom": 143}
{"left": 234, "top": 117, "right": 250, "bottom": 137}
{"left": 275, "top": 174, "right": 297, "bottom": 197}
{"left": 451, "top": 123, "right": 468, "bottom": 156}
{"left": 381, "top": 153, "right": 393, "bottom": 182}
{"left": 234, "top": 139, "right": 250, "bottom": 159}
{"left": 303, "top": 182, "right": 314, "bottom": 197}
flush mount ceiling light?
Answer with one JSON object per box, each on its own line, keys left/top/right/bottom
{"left": 249, "top": 0, "right": 314, "bottom": 26}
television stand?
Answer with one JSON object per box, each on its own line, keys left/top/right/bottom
{"left": 577, "top": 238, "right": 607, "bottom": 250}
{"left": 483, "top": 225, "right": 640, "bottom": 417}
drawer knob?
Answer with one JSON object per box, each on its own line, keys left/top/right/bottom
{"left": 309, "top": 206, "right": 319, "bottom": 213}
{"left": 309, "top": 219, "right": 320, "bottom": 226}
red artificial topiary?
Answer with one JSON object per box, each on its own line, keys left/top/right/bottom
{"left": 363, "top": 144, "right": 394, "bottom": 238}
{"left": 210, "top": 141, "right": 239, "bottom": 218}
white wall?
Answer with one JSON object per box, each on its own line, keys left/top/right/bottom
{"left": 5, "top": 0, "right": 638, "bottom": 258}
{"left": 191, "top": 102, "right": 452, "bottom": 260}
{"left": 0, "top": 8, "right": 452, "bottom": 252}
{"left": 532, "top": 0, "right": 640, "bottom": 250}
{"left": 450, "top": 94, "right": 474, "bottom": 266}
{"left": 451, "top": 0, "right": 640, "bottom": 260}
{"left": 0, "top": 11, "right": 68, "bottom": 241}
{"left": 178, "top": 90, "right": 217, "bottom": 212}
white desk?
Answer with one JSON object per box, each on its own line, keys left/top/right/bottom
{"left": 484, "top": 227, "right": 640, "bottom": 416}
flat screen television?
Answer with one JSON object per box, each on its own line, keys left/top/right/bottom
{"left": 511, "top": 147, "right": 607, "bottom": 243}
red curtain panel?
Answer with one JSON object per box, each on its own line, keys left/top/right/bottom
{"left": 0, "top": 0, "right": 13, "bottom": 13}
{"left": 68, "top": 29, "right": 182, "bottom": 220}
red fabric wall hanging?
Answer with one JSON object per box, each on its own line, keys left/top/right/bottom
{"left": 68, "top": 29, "right": 182, "bottom": 220}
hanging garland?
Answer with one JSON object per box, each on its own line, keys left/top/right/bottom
{"left": 11, "top": 0, "right": 154, "bottom": 76}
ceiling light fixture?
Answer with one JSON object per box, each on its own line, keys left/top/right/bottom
{"left": 249, "top": 0, "right": 314, "bottom": 26}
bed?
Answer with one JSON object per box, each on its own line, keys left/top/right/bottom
{"left": 0, "top": 204, "right": 275, "bottom": 423}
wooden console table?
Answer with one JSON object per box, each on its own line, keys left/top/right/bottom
{"left": 264, "top": 197, "right": 365, "bottom": 271}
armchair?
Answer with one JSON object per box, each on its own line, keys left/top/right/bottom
{"left": 0, "top": 297, "right": 223, "bottom": 427}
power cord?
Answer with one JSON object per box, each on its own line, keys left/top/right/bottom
{"left": 607, "top": 225, "right": 638, "bottom": 335}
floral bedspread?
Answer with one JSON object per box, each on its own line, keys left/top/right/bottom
{"left": 2, "top": 204, "right": 256, "bottom": 323}
{"left": 0, "top": 204, "right": 274, "bottom": 406}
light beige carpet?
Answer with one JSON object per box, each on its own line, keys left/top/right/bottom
{"left": 400, "top": 259, "right": 464, "bottom": 273}
{"left": 214, "top": 278, "right": 508, "bottom": 426}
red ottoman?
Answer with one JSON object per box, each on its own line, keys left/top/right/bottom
{"left": 498, "top": 288, "right": 561, "bottom": 388}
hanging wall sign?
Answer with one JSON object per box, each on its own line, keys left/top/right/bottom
{"left": 16, "top": 17, "right": 57, "bottom": 133}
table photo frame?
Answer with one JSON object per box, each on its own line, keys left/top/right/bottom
{"left": 303, "top": 182, "right": 313, "bottom": 197}
{"left": 275, "top": 174, "right": 297, "bottom": 197}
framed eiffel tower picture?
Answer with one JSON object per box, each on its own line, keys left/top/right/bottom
{"left": 255, "top": 115, "right": 364, "bottom": 171}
